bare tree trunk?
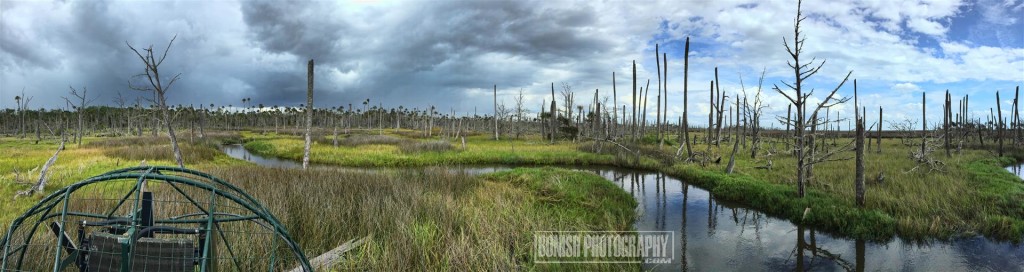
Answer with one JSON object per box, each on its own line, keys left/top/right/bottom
{"left": 663, "top": 53, "right": 668, "bottom": 146}
{"left": 945, "top": 90, "right": 951, "bottom": 157}
{"left": 550, "top": 83, "right": 557, "bottom": 143}
{"left": 855, "top": 115, "right": 865, "bottom": 206}
{"left": 494, "top": 84, "right": 499, "bottom": 140}
{"left": 682, "top": 37, "right": 693, "bottom": 159}
{"left": 708, "top": 80, "right": 714, "bottom": 145}
{"left": 302, "top": 59, "right": 314, "bottom": 170}
{"left": 656, "top": 44, "right": 662, "bottom": 147}
{"left": 714, "top": 68, "right": 724, "bottom": 146}
{"left": 921, "top": 92, "right": 926, "bottom": 157}
{"left": 158, "top": 105, "right": 185, "bottom": 167}
{"left": 612, "top": 72, "right": 618, "bottom": 139}
{"left": 726, "top": 104, "right": 740, "bottom": 174}
{"left": 855, "top": 82, "right": 865, "bottom": 207}
{"left": 632, "top": 60, "right": 638, "bottom": 141}
{"left": 1016, "top": 86, "right": 1021, "bottom": 146}
{"left": 541, "top": 100, "right": 547, "bottom": 139}
{"left": 997, "top": 91, "right": 1004, "bottom": 157}
{"left": 877, "top": 106, "right": 882, "bottom": 153}
{"left": 24, "top": 134, "right": 65, "bottom": 196}
{"left": 198, "top": 104, "right": 206, "bottom": 139}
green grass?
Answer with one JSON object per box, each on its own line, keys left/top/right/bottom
{"left": 0, "top": 134, "right": 245, "bottom": 229}
{"left": 203, "top": 166, "right": 638, "bottom": 270}
{"left": 241, "top": 130, "right": 1024, "bottom": 241}
{"left": 244, "top": 131, "right": 619, "bottom": 167}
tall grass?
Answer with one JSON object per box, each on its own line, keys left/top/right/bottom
{"left": 398, "top": 140, "right": 453, "bottom": 153}
{"left": 339, "top": 134, "right": 405, "bottom": 146}
{"left": 201, "top": 166, "right": 636, "bottom": 270}
{"left": 86, "top": 136, "right": 223, "bottom": 163}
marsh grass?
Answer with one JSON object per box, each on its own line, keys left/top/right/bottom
{"left": 398, "top": 140, "right": 453, "bottom": 153}
{"left": 244, "top": 131, "right": 1024, "bottom": 241}
{"left": 86, "top": 135, "right": 242, "bottom": 163}
{"left": 245, "top": 133, "right": 617, "bottom": 167}
{"left": 339, "top": 134, "right": 406, "bottom": 146}
{"left": 201, "top": 166, "right": 636, "bottom": 270}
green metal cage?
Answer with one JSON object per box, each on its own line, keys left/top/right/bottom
{"left": 1, "top": 166, "right": 312, "bottom": 271}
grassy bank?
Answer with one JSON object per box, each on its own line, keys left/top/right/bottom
{"left": 0, "top": 136, "right": 637, "bottom": 270}
{"left": 244, "top": 131, "right": 621, "bottom": 167}
{"left": 0, "top": 135, "right": 246, "bottom": 226}
{"left": 242, "top": 130, "right": 1024, "bottom": 241}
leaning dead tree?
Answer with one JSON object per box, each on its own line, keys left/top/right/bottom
{"left": 773, "top": 0, "right": 854, "bottom": 197}
{"left": 127, "top": 35, "right": 185, "bottom": 168}
{"left": 18, "top": 119, "right": 67, "bottom": 197}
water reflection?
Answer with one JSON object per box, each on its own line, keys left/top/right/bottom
{"left": 1006, "top": 163, "right": 1024, "bottom": 180}
{"left": 592, "top": 170, "right": 1024, "bottom": 271}
{"left": 223, "top": 145, "right": 1024, "bottom": 271}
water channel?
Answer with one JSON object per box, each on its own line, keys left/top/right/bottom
{"left": 222, "top": 144, "right": 1024, "bottom": 271}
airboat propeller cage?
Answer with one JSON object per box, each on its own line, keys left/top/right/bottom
{"left": 0, "top": 166, "right": 313, "bottom": 271}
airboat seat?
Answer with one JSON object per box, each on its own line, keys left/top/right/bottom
{"left": 86, "top": 232, "right": 194, "bottom": 272}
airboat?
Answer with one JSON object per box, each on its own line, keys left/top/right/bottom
{"left": 0, "top": 166, "right": 313, "bottom": 271}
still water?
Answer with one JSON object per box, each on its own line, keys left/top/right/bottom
{"left": 222, "top": 144, "right": 1024, "bottom": 271}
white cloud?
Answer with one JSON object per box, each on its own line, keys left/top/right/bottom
{"left": 893, "top": 82, "right": 923, "bottom": 92}
{"left": 907, "top": 18, "right": 947, "bottom": 36}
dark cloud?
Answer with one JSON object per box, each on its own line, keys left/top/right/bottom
{"left": 2, "top": 0, "right": 1018, "bottom": 129}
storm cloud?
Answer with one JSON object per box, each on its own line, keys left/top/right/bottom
{"left": 2, "top": 0, "right": 1021, "bottom": 128}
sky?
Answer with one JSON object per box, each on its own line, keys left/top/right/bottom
{"left": 1, "top": 0, "right": 1022, "bottom": 129}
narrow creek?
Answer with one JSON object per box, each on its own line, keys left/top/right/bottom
{"left": 222, "top": 144, "right": 1024, "bottom": 271}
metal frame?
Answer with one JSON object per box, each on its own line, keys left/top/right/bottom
{"left": 0, "top": 166, "right": 313, "bottom": 271}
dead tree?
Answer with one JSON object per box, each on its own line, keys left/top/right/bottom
{"left": 550, "top": 83, "right": 557, "bottom": 143}
{"left": 877, "top": 106, "right": 882, "bottom": 153}
{"left": 655, "top": 43, "right": 663, "bottom": 146}
{"left": 745, "top": 68, "right": 767, "bottom": 159}
{"left": 632, "top": 60, "right": 638, "bottom": 140}
{"left": 708, "top": 80, "right": 715, "bottom": 144}
{"left": 302, "top": 59, "right": 314, "bottom": 169}
{"left": 612, "top": 72, "right": 618, "bottom": 139}
{"left": 19, "top": 120, "right": 66, "bottom": 196}
{"left": 773, "top": 0, "right": 854, "bottom": 197}
{"left": 726, "top": 100, "right": 741, "bottom": 173}
{"left": 944, "top": 90, "right": 951, "bottom": 157}
{"left": 662, "top": 53, "right": 669, "bottom": 148}
{"left": 64, "top": 86, "right": 97, "bottom": 146}
{"left": 997, "top": 91, "right": 1004, "bottom": 157}
{"left": 714, "top": 68, "right": 728, "bottom": 146}
{"left": 15, "top": 89, "right": 33, "bottom": 139}
{"left": 514, "top": 88, "right": 527, "bottom": 139}
{"left": 678, "top": 37, "right": 694, "bottom": 159}
{"left": 855, "top": 81, "right": 865, "bottom": 207}
{"left": 493, "top": 84, "right": 499, "bottom": 140}
{"left": 127, "top": 35, "right": 185, "bottom": 168}
{"left": 1014, "top": 87, "right": 1020, "bottom": 146}
{"left": 1011, "top": 86, "right": 1019, "bottom": 146}
{"left": 921, "top": 92, "right": 926, "bottom": 157}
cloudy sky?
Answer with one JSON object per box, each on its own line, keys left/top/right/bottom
{"left": 2, "top": 0, "right": 1022, "bottom": 129}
